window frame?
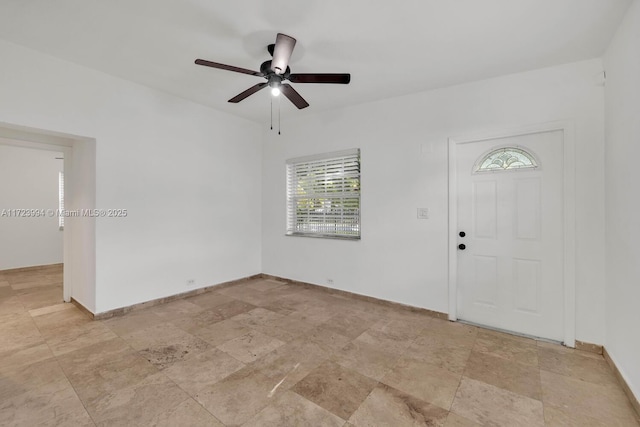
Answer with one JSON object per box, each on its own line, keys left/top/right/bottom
{"left": 286, "top": 148, "right": 361, "bottom": 240}
{"left": 473, "top": 146, "right": 539, "bottom": 173}
{"left": 58, "top": 171, "right": 64, "bottom": 230}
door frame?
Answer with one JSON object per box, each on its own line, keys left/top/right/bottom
{"left": 447, "top": 121, "right": 576, "bottom": 347}
{"left": 0, "top": 122, "right": 97, "bottom": 309}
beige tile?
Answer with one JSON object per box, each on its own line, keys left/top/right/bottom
{"left": 195, "top": 366, "right": 283, "bottom": 426}
{"left": 250, "top": 340, "right": 329, "bottom": 392}
{"left": 148, "top": 397, "right": 224, "bottom": 427}
{"left": 451, "top": 377, "right": 544, "bottom": 426}
{"left": 543, "top": 403, "right": 612, "bottom": 426}
{"left": 405, "top": 333, "right": 474, "bottom": 375}
{"left": 292, "top": 360, "right": 378, "bottom": 420}
{"left": 370, "top": 317, "right": 427, "bottom": 341}
{"left": 539, "top": 344, "right": 618, "bottom": 386}
{"left": 191, "top": 318, "right": 252, "bottom": 346}
{"left": 331, "top": 340, "right": 401, "bottom": 381}
{"left": 286, "top": 305, "right": 336, "bottom": 325}
{"left": 445, "top": 412, "right": 481, "bottom": 426}
{"left": 217, "top": 284, "right": 276, "bottom": 305}
{"left": 16, "top": 285, "right": 63, "bottom": 310}
{"left": 245, "top": 279, "right": 288, "bottom": 292}
{"left": 217, "top": 330, "right": 285, "bottom": 363}
{"left": 321, "top": 310, "right": 378, "bottom": 339}
{"left": 184, "top": 291, "right": 236, "bottom": 309}
{"left": 0, "top": 286, "right": 16, "bottom": 298}
{"left": 3, "top": 264, "right": 638, "bottom": 427}
{"left": 0, "top": 296, "right": 25, "bottom": 316}
{"left": 463, "top": 350, "right": 542, "bottom": 400}
{"left": 298, "top": 326, "right": 352, "bottom": 354}
{"left": 122, "top": 322, "right": 211, "bottom": 369}
{"left": 382, "top": 356, "right": 462, "bottom": 410}
{"left": 169, "top": 308, "right": 227, "bottom": 333}
{"left": 0, "top": 312, "right": 45, "bottom": 353}
{"left": 32, "top": 305, "right": 92, "bottom": 333}
{"left": 230, "top": 307, "right": 285, "bottom": 328}
{"left": 28, "top": 302, "right": 75, "bottom": 317}
{"left": 0, "top": 375, "right": 86, "bottom": 426}
{"left": 148, "top": 299, "right": 204, "bottom": 321}
{"left": 244, "top": 390, "right": 345, "bottom": 427}
{"left": 39, "top": 407, "right": 95, "bottom": 426}
{"left": 12, "top": 277, "right": 60, "bottom": 290}
{"left": 162, "top": 347, "right": 245, "bottom": 395}
{"left": 540, "top": 369, "right": 639, "bottom": 426}
{"left": 207, "top": 298, "right": 256, "bottom": 319}
{"left": 349, "top": 383, "right": 449, "bottom": 426}
{"left": 259, "top": 300, "right": 299, "bottom": 316}
{"left": 101, "top": 308, "right": 163, "bottom": 336}
{"left": 0, "top": 358, "right": 65, "bottom": 401}
{"left": 88, "top": 372, "right": 190, "bottom": 426}
{"left": 537, "top": 340, "right": 604, "bottom": 360}
{"left": 0, "top": 342, "right": 53, "bottom": 374}
{"left": 58, "top": 337, "right": 159, "bottom": 408}
{"left": 425, "top": 318, "right": 479, "bottom": 342}
{"left": 44, "top": 320, "right": 118, "bottom": 356}
{"left": 354, "top": 328, "right": 413, "bottom": 356}
{"left": 252, "top": 315, "right": 316, "bottom": 342}
{"left": 473, "top": 330, "right": 538, "bottom": 366}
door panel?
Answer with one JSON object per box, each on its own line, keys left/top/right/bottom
{"left": 456, "top": 130, "right": 564, "bottom": 341}
{"left": 473, "top": 180, "right": 497, "bottom": 239}
{"left": 514, "top": 178, "right": 541, "bottom": 240}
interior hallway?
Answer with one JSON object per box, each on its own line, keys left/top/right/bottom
{"left": 0, "top": 265, "right": 638, "bottom": 426}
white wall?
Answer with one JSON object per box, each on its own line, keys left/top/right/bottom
{"left": 604, "top": 0, "right": 640, "bottom": 403}
{"left": 262, "top": 59, "right": 606, "bottom": 345}
{"left": 0, "top": 40, "right": 263, "bottom": 313}
{"left": 0, "top": 144, "right": 63, "bottom": 270}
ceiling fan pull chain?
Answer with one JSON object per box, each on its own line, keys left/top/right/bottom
{"left": 270, "top": 97, "right": 273, "bottom": 130}
{"left": 278, "top": 95, "right": 281, "bottom": 135}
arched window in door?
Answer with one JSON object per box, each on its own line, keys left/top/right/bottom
{"left": 474, "top": 147, "right": 538, "bottom": 173}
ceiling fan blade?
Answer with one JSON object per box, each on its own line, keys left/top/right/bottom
{"left": 289, "top": 73, "right": 351, "bottom": 84}
{"left": 271, "top": 33, "right": 296, "bottom": 75}
{"left": 281, "top": 84, "right": 309, "bottom": 109}
{"left": 228, "top": 83, "right": 268, "bottom": 103}
{"left": 195, "top": 59, "right": 263, "bottom": 77}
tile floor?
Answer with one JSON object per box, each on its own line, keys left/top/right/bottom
{"left": 1, "top": 265, "right": 639, "bottom": 426}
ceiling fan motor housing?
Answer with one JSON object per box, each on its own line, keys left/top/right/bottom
{"left": 260, "top": 60, "right": 291, "bottom": 79}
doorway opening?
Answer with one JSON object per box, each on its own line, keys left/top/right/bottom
{"left": 448, "top": 122, "right": 576, "bottom": 346}
{"left": 0, "top": 122, "right": 96, "bottom": 312}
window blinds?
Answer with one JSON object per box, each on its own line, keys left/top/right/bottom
{"left": 286, "top": 148, "right": 360, "bottom": 239}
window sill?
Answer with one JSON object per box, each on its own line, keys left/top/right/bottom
{"left": 286, "top": 232, "right": 360, "bottom": 241}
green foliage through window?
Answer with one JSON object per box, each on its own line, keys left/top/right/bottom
{"left": 286, "top": 149, "right": 360, "bottom": 239}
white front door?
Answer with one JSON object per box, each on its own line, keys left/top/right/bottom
{"left": 455, "top": 130, "right": 564, "bottom": 341}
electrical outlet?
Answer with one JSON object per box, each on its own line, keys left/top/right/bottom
{"left": 327, "top": 278, "right": 334, "bottom": 285}
{"left": 186, "top": 279, "right": 196, "bottom": 287}
{"left": 417, "top": 208, "right": 429, "bottom": 219}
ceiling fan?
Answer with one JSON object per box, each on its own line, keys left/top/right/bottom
{"left": 195, "top": 33, "right": 351, "bottom": 109}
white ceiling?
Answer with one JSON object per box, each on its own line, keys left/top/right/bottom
{"left": 0, "top": 0, "right": 632, "bottom": 123}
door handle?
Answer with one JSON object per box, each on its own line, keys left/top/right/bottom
{"left": 458, "top": 244, "right": 466, "bottom": 250}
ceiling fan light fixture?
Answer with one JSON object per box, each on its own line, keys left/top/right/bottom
{"left": 195, "top": 32, "right": 350, "bottom": 109}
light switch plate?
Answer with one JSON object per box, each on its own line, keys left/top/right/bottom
{"left": 417, "top": 208, "right": 429, "bottom": 219}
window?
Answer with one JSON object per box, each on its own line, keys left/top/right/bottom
{"left": 286, "top": 149, "right": 360, "bottom": 239}
{"left": 58, "top": 171, "right": 64, "bottom": 230}
{"left": 474, "top": 147, "right": 538, "bottom": 173}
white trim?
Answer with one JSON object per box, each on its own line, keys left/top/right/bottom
{"left": 286, "top": 148, "right": 360, "bottom": 164}
{"left": 447, "top": 121, "right": 576, "bottom": 347}
{"left": 0, "top": 128, "right": 96, "bottom": 310}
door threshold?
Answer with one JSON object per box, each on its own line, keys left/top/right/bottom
{"left": 456, "top": 319, "right": 563, "bottom": 346}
